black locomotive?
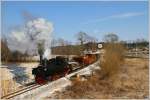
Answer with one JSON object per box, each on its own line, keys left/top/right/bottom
{"left": 32, "top": 56, "right": 72, "bottom": 84}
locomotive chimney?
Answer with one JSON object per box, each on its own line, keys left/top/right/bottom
{"left": 39, "top": 53, "right": 43, "bottom": 65}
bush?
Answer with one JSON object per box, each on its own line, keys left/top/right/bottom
{"left": 100, "top": 43, "right": 125, "bottom": 78}
{"left": 63, "top": 76, "right": 99, "bottom": 99}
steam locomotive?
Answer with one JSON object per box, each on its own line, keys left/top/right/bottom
{"left": 32, "top": 51, "right": 100, "bottom": 84}
{"left": 32, "top": 56, "right": 71, "bottom": 84}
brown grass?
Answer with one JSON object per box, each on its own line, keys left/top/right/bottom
{"left": 57, "top": 76, "right": 101, "bottom": 99}
{"left": 1, "top": 79, "right": 18, "bottom": 97}
{"left": 48, "top": 58, "right": 149, "bottom": 99}
{"left": 100, "top": 43, "right": 125, "bottom": 78}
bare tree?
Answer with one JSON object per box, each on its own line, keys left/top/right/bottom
{"left": 85, "top": 35, "right": 98, "bottom": 51}
{"left": 63, "top": 40, "right": 71, "bottom": 57}
{"left": 56, "top": 38, "right": 71, "bottom": 56}
{"left": 1, "top": 38, "right": 11, "bottom": 62}
{"left": 104, "top": 33, "right": 119, "bottom": 43}
{"left": 75, "top": 31, "right": 89, "bottom": 54}
{"left": 76, "top": 31, "right": 98, "bottom": 53}
{"left": 57, "top": 38, "right": 66, "bottom": 46}
{"left": 76, "top": 31, "right": 88, "bottom": 45}
{"left": 51, "top": 38, "right": 58, "bottom": 47}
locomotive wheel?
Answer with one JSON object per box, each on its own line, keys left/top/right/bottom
{"left": 52, "top": 74, "right": 60, "bottom": 81}
{"left": 47, "top": 76, "right": 53, "bottom": 81}
{"left": 35, "top": 76, "right": 47, "bottom": 84}
{"left": 63, "top": 68, "right": 70, "bottom": 76}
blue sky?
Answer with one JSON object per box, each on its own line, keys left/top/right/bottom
{"left": 2, "top": 1, "right": 148, "bottom": 43}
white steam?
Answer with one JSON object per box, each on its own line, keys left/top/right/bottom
{"left": 8, "top": 18, "right": 53, "bottom": 59}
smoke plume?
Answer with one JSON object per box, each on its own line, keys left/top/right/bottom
{"left": 8, "top": 18, "right": 53, "bottom": 59}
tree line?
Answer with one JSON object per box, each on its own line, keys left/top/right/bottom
{"left": 1, "top": 32, "right": 149, "bottom": 62}
{"left": 1, "top": 38, "right": 30, "bottom": 62}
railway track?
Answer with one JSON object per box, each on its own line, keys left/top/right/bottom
{"left": 1, "top": 83, "right": 42, "bottom": 99}
{"left": 2, "top": 67, "right": 84, "bottom": 99}
{"left": 1, "top": 61, "right": 98, "bottom": 99}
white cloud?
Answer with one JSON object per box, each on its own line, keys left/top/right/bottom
{"left": 82, "top": 12, "right": 144, "bottom": 25}
{"left": 110, "top": 12, "right": 144, "bottom": 18}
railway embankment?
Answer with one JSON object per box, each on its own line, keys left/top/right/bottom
{"left": 3, "top": 60, "right": 100, "bottom": 99}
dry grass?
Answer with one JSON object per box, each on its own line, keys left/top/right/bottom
{"left": 100, "top": 43, "right": 125, "bottom": 78}
{"left": 1, "top": 79, "right": 18, "bottom": 97}
{"left": 47, "top": 58, "right": 149, "bottom": 99}
{"left": 51, "top": 76, "right": 101, "bottom": 99}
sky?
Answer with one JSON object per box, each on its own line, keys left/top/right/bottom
{"left": 2, "top": 1, "right": 149, "bottom": 43}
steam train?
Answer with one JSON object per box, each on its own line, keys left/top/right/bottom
{"left": 32, "top": 51, "right": 100, "bottom": 84}
{"left": 32, "top": 56, "right": 71, "bottom": 84}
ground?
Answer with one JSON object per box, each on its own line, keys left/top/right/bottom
{"left": 47, "top": 58, "right": 149, "bottom": 99}
{"left": 0, "top": 62, "right": 38, "bottom": 96}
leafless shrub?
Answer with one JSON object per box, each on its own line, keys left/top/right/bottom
{"left": 1, "top": 39, "right": 11, "bottom": 62}
{"left": 100, "top": 43, "right": 125, "bottom": 79}
{"left": 56, "top": 74, "right": 116, "bottom": 99}
{"left": 143, "top": 62, "right": 149, "bottom": 69}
